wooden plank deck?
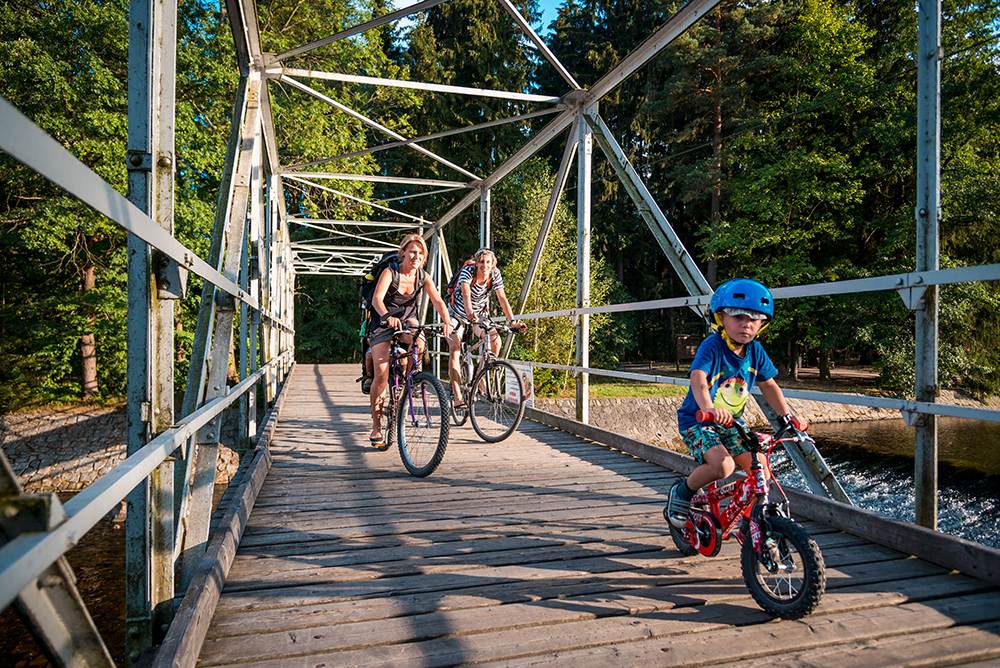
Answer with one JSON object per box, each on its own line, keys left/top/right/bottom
{"left": 199, "top": 364, "right": 1000, "bottom": 667}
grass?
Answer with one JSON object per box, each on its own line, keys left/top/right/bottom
{"left": 546, "top": 377, "right": 688, "bottom": 399}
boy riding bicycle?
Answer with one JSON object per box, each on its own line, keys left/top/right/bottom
{"left": 446, "top": 248, "right": 525, "bottom": 409}
{"left": 666, "top": 278, "right": 808, "bottom": 528}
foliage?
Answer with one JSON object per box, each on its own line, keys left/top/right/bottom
{"left": 2, "top": 0, "right": 1000, "bottom": 411}
{"left": 491, "top": 158, "right": 624, "bottom": 395}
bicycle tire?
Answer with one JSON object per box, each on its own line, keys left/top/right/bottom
{"left": 381, "top": 384, "right": 398, "bottom": 449}
{"left": 740, "top": 515, "right": 825, "bottom": 619}
{"left": 450, "top": 396, "right": 470, "bottom": 426}
{"left": 450, "top": 353, "right": 473, "bottom": 426}
{"left": 396, "top": 372, "right": 450, "bottom": 477}
{"left": 664, "top": 506, "right": 698, "bottom": 556}
{"left": 470, "top": 360, "right": 525, "bottom": 443}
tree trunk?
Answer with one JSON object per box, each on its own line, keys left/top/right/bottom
{"left": 819, "top": 348, "right": 832, "bottom": 381}
{"left": 79, "top": 261, "right": 98, "bottom": 399}
{"left": 789, "top": 339, "right": 800, "bottom": 381}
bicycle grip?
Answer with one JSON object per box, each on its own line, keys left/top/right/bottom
{"left": 695, "top": 410, "right": 714, "bottom": 424}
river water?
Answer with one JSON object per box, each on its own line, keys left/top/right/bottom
{"left": 775, "top": 417, "right": 1000, "bottom": 548}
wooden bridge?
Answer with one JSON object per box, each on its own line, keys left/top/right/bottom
{"left": 175, "top": 364, "right": 1000, "bottom": 666}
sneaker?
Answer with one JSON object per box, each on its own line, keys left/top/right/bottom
{"left": 361, "top": 377, "right": 372, "bottom": 395}
{"left": 665, "top": 482, "right": 691, "bottom": 529}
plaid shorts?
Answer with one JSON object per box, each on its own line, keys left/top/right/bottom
{"left": 681, "top": 422, "right": 750, "bottom": 464}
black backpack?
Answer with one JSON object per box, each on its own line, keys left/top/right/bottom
{"left": 445, "top": 258, "right": 490, "bottom": 309}
{"left": 359, "top": 251, "right": 400, "bottom": 341}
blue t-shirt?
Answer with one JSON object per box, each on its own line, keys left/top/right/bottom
{"left": 677, "top": 332, "right": 778, "bottom": 433}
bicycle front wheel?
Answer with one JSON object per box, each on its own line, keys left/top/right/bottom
{"left": 470, "top": 360, "right": 525, "bottom": 443}
{"left": 396, "top": 372, "right": 450, "bottom": 477}
{"left": 740, "top": 515, "right": 825, "bottom": 619}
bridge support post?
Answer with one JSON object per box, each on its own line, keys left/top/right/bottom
{"left": 575, "top": 109, "right": 593, "bottom": 424}
{"left": 914, "top": 0, "right": 942, "bottom": 529}
{"left": 240, "top": 130, "right": 264, "bottom": 447}
{"left": 125, "top": 0, "right": 178, "bottom": 659}
{"left": 584, "top": 112, "right": 712, "bottom": 304}
{"left": 480, "top": 188, "right": 491, "bottom": 249}
{"left": 177, "top": 74, "right": 262, "bottom": 592}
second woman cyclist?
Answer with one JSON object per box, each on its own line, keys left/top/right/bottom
{"left": 446, "top": 248, "right": 525, "bottom": 410}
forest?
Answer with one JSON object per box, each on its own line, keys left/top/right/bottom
{"left": 1, "top": 0, "right": 998, "bottom": 411}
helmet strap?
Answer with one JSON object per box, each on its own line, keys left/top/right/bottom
{"left": 712, "top": 312, "right": 769, "bottom": 352}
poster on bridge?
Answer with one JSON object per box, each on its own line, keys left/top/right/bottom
{"left": 506, "top": 363, "right": 534, "bottom": 408}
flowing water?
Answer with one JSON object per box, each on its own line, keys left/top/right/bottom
{"left": 773, "top": 417, "right": 1000, "bottom": 548}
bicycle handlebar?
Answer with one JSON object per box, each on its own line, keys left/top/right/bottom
{"left": 453, "top": 315, "right": 525, "bottom": 335}
{"left": 696, "top": 409, "right": 799, "bottom": 444}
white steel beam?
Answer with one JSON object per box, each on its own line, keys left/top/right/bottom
{"left": 276, "top": 68, "right": 561, "bottom": 104}
{"left": 427, "top": 107, "right": 577, "bottom": 235}
{"left": 274, "top": 0, "right": 449, "bottom": 62}
{"left": 280, "top": 75, "right": 480, "bottom": 180}
{"left": 287, "top": 218, "right": 426, "bottom": 229}
{"left": 497, "top": 0, "right": 580, "bottom": 90}
{"left": 914, "top": 0, "right": 942, "bottom": 529}
{"left": 576, "top": 110, "right": 592, "bottom": 424}
{"left": 289, "top": 221, "right": 399, "bottom": 246}
{"left": 291, "top": 243, "right": 396, "bottom": 253}
{"left": 125, "top": 0, "right": 178, "bottom": 651}
{"left": 285, "top": 107, "right": 562, "bottom": 171}
{"left": 281, "top": 171, "right": 470, "bottom": 188}
{"left": 376, "top": 186, "right": 465, "bottom": 203}
{"left": 479, "top": 188, "right": 491, "bottom": 248}
{"left": 284, "top": 175, "right": 427, "bottom": 223}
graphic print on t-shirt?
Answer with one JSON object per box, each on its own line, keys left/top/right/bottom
{"left": 714, "top": 376, "right": 749, "bottom": 416}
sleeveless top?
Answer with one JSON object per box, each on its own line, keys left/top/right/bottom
{"left": 379, "top": 266, "right": 425, "bottom": 324}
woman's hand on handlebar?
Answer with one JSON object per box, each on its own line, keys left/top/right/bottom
{"left": 695, "top": 407, "right": 734, "bottom": 427}
{"left": 385, "top": 315, "right": 403, "bottom": 331}
{"left": 511, "top": 321, "right": 527, "bottom": 333}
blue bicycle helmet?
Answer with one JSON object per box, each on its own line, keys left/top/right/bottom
{"left": 709, "top": 278, "right": 774, "bottom": 320}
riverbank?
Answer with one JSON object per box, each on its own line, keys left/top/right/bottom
{"left": 534, "top": 389, "right": 999, "bottom": 452}
{"left": 0, "top": 403, "right": 243, "bottom": 495}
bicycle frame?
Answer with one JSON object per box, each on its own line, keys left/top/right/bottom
{"left": 689, "top": 424, "right": 793, "bottom": 553}
{"left": 458, "top": 320, "right": 499, "bottom": 383}
{"left": 383, "top": 327, "right": 426, "bottom": 429}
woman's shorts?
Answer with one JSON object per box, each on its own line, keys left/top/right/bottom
{"left": 680, "top": 422, "right": 750, "bottom": 464}
{"left": 369, "top": 317, "right": 419, "bottom": 348}
{"left": 447, "top": 309, "right": 488, "bottom": 344}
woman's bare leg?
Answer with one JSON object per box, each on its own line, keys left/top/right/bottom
{"left": 370, "top": 341, "right": 391, "bottom": 440}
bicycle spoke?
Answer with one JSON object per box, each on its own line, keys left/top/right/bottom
{"left": 470, "top": 361, "right": 525, "bottom": 443}
{"left": 397, "top": 373, "right": 449, "bottom": 477}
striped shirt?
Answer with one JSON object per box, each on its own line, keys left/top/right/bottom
{"left": 452, "top": 264, "right": 504, "bottom": 318}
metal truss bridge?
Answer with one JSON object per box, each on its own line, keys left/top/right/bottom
{"left": 1, "top": 0, "right": 999, "bottom": 664}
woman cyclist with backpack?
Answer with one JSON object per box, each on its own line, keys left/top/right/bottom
{"left": 368, "top": 234, "right": 451, "bottom": 448}
{"left": 446, "top": 248, "right": 525, "bottom": 410}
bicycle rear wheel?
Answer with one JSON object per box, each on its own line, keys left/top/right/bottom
{"left": 396, "top": 372, "right": 450, "bottom": 477}
{"left": 469, "top": 360, "right": 525, "bottom": 443}
{"left": 450, "top": 357, "right": 471, "bottom": 426}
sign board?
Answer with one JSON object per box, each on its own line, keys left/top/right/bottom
{"left": 506, "top": 363, "right": 534, "bottom": 407}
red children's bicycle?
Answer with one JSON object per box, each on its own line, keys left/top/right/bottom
{"left": 666, "top": 412, "right": 826, "bottom": 619}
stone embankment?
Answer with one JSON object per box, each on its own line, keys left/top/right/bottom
{"left": 1, "top": 404, "right": 241, "bottom": 493}
{"left": 534, "top": 395, "right": 902, "bottom": 451}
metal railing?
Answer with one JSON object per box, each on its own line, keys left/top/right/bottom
{"left": 0, "top": 0, "right": 296, "bottom": 655}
